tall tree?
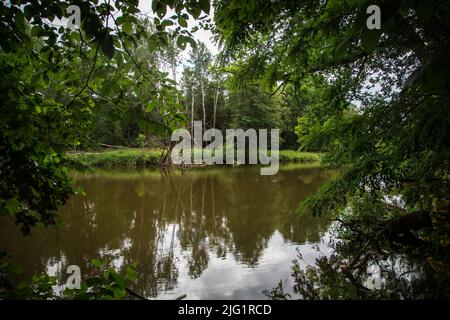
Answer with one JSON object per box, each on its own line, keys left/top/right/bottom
{"left": 214, "top": 0, "right": 450, "bottom": 298}
{"left": 182, "top": 42, "right": 212, "bottom": 133}
{"left": 0, "top": 0, "right": 210, "bottom": 234}
{"left": 226, "top": 85, "right": 281, "bottom": 130}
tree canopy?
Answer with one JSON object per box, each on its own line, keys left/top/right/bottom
{"left": 1, "top": 0, "right": 449, "bottom": 299}
{"left": 214, "top": 0, "right": 450, "bottom": 298}
{"left": 0, "top": 0, "right": 210, "bottom": 234}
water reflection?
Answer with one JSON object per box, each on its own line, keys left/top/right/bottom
{"left": 0, "top": 164, "right": 332, "bottom": 299}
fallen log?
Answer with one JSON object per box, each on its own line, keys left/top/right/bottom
{"left": 126, "top": 287, "right": 148, "bottom": 300}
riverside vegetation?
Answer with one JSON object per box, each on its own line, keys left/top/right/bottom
{"left": 1, "top": 0, "right": 449, "bottom": 299}
{"left": 69, "top": 149, "right": 322, "bottom": 169}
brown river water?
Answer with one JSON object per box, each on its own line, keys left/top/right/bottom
{"left": 0, "top": 164, "right": 333, "bottom": 299}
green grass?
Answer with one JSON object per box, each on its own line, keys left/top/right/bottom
{"left": 68, "top": 148, "right": 322, "bottom": 169}
{"left": 69, "top": 149, "right": 162, "bottom": 169}
{"left": 278, "top": 150, "right": 322, "bottom": 163}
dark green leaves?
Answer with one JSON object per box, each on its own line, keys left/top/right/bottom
{"left": 125, "top": 268, "right": 137, "bottom": 282}
{"left": 178, "top": 17, "right": 188, "bottom": 28}
{"left": 91, "top": 259, "right": 103, "bottom": 267}
{"left": 177, "top": 35, "right": 197, "bottom": 50}
{"left": 30, "top": 25, "right": 43, "bottom": 37}
{"left": 416, "top": 0, "right": 433, "bottom": 24}
{"left": 146, "top": 101, "right": 157, "bottom": 112}
{"left": 176, "top": 35, "right": 187, "bottom": 49}
{"left": 152, "top": 1, "right": 167, "bottom": 19}
{"left": 161, "top": 19, "right": 174, "bottom": 27}
{"left": 186, "top": 36, "right": 197, "bottom": 50}
{"left": 199, "top": 0, "right": 211, "bottom": 14}
{"left": 423, "top": 56, "right": 449, "bottom": 89}
{"left": 101, "top": 34, "right": 115, "bottom": 59}
{"left": 189, "top": 6, "right": 201, "bottom": 19}
{"left": 4, "top": 198, "right": 21, "bottom": 214}
{"left": 335, "top": 36, "right": 351, "bottom": 59}
{"left": 361, "top": 29, "right": 381, "bottom": 53}
{"left": 13, "top": 11, "right": 27, "bottom": 34}
{"left": 122, "top": 21, "right": 132, "bottom": 34}
{"left": 0, "top": 51, "right": 85, "bottom": 236}
{"left": 137, "top": 119, "right": 166, "bottom": 136}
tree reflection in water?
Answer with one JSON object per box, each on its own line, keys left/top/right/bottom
{"left": 0, "top": 165, "right": 332, "bottom": 299}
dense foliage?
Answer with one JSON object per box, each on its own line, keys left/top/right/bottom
{"left": 214, "top": 0, "right": 450, "bottom": 298}
{"left": 1, "top": 0, "right": 449, "bottom": 299}
{"left": 0, "top": 0, "right": 208, "bottom": 298}
{"left": 0, "top": 0, "right": 208, "bottom": 234}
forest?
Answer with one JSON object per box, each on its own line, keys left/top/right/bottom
{"left": 0, "top": 0, "right": 449, "bottom": 300}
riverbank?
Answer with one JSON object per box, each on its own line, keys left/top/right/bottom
{"left": 68, "top": 149, "right": 322, "bottom": 169}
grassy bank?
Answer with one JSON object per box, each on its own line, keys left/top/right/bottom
{"left": 68, "top": 149, "right": 322, "bottom": 169}
{"left": 278, "top": 150, "right": 322, "bottom": 163}
{"left": 69, "top": 149, "right": 161, "bottom": 168}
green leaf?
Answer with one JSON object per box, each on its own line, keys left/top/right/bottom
{"left": 146, "top": 101, "right": 156, "bottom": 112}
{"left": 423, "top": 60, "right": 447, "bottom": 89}
{"left": 122, "top": 21, "right": 132, "bottom": 34}
{"left": 416, "top": 0, "right": 433, "bottom": 24}
{"left": 178, "top": 17, "right": 188, "bottom": 28}
{"left": 147, "top": 35, "right": 159, "bottom": 51}
{"left": 14, "top": 11, "right": 27, "bottom": 33}
{"left": 137, "top": 118, "right": 146, "bottom": 130}
{"left": 361, "top": 29, "right": 381, "bottom": 53}
{"left": 23, "top": 5, "right": 34, "bottom": 18}
{"left": 185, "top": 36, "right": 197, "bottom": 50}
{"left": 31, "top": 25, "right": 43, "bottom": 37}
{"left": 161, "top": 19, "right": 174, "bottom": 27}
{"left": 199, "top": 0, "right": 210, "bottom": 14}
{"left": 113, "top": 288, "right": 126, "bottom": 299}
{"left": 190, "top": 6, "right": 201, "bottom": 19}
{"left": 156, "top": 3, "right": 167, "bottom": 19}
{"left": 5, "top": 198, "right": 21, "bottom": 214}
{"left": 8, "top": 262, "right": 23, "bottom": 274}
{"left": 335, "top": 37, "right": 349, "bottom": 59}
{"left": 101, "top": 34, "right": 115, "bottom": 59}
{"left": 158, "top": 32, "right": 169, "bottom": 46}
{"left": 91, "top": 259, "right": 103, "bottom": 267}
{"left": 43, "top": 73, "right": 49, "bottom": 85}
{"left": 151, "top": 0, "right": 159, "bottom": 12}
{"left": 70, "top": 31, "right": 81, "bottom": 41}
{"left": 125, "top": 268, "right": 137, "bottom": 282}
{"left": 176, "top": 35, "right": 186, "bottom": 49}
{"left": 115, "top": 16, "right": 125, "bottom": 25}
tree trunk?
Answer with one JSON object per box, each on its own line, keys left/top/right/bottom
{"left": 201, "top": 78, "right": 206, "bottom": 134}
{"left": 171, "top": 58, "right": 179, "bottom": 105}
{"left": 191, "top": 86, "right": 195, "bottom": 148}
{"left": 213, "top": 89, "right": 219, "bottom": 129}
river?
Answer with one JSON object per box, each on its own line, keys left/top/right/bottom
{"left": 0, "top": 164, "right": 333, "bottom": 299}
